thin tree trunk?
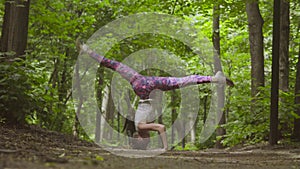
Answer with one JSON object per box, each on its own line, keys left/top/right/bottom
{"left": 245, "top": 0, "right": 265, "bottom": 101}
{"left": 190, "top": 121, "right": 196, "bottom": 144}
{"left": 171, "top": 90, "right": 176, "bottom": 145}
{"left": 278, "top": 0, "right": 290, "bottom": 141}
{"left": 269, "top": 0, "right": 281, "bottom": 146}
{"left": 0, "top": 0, "right": 30, "bottom": 125}
{"left": 73, "top": 61, "right": 83, "bottom": 137}
{"left": 73, "top": 116, "right": 80, "bottom": 137}
{"left": 106, "top": 86, "right": 115, "bottom": 140}
{"left": 47, "top": 58, "right": 59, "bottom": 129}
{"left": 117, "top": 110, "right": 120, "bottom": 140}
{"left": 100, "top": 85, "right": 109, "bottom": 141}
{"left": 279, "top": 0, "right": 290, "bottom": 92}
{"left": 95, "top": 68, "right": 104, "bottom": 143}
{"left": 181, "top": 124, "right": 186, "bottom": 149}
{"left": 203, "top": 95, "right": 208, "bottom": 123}
{"left": 52, "top": 48, "right": 71, "bottom": 132}
{"left": 293, "top": 45, "right": 300, "bottom": 141}
{"left": 95, "top": 110, "right": 102, "bottom": 143}
{"left": 213, "top": 4, "right": 226, "bottom": 149}
{"left": 56, "top": 54, "right": 69, "bottom": 131}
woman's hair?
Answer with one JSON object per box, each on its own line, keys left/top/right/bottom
{"left": 131, "top": 131, "right": 150, "bottom": 150}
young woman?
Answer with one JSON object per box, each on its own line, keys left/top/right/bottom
{"left": 77, "top": 41, "right": 234, "bottom": 150}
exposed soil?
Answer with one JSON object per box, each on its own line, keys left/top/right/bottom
{"left": 0, "top": 124, "right": 300, "bottom": 169}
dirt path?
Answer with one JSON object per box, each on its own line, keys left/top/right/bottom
{"left": 0, "top": 125, "right": 299, "bottom": 169}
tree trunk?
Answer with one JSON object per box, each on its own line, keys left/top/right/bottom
{"left": 117, "top": 110, "right": 120, "bottom": 140}
{"left": 245, "top": 0, "right": 265, "bottom": 100}
{"left": 181, "top": 124, "right": 186, "bottom": 149}
{"left": 73, "top": 61, "right": 83, "bottom": 137}
{"left": 269, "top": 0, "right": 281, "bottom": 146}
{"left": 0, "top": 0, "right": 30, "bottom": 57}
{"left": 55, "top": 54, "right": 69, "bottom": 131}
{"left": 213, "top": 4, "right": 222, "bottom": 73}
{"left": 46, "top": 58, "right": 59, "bottom": 128}
{"left": 95, "top": 68, "right": 104, "bottom": 143}
{"left": 213, "top": 4, "right": 226, "bottom": 149}
{"left": 190, "top": 121, "right": 196, "bottom": 144}
{"left": 0, "top": 0, "right": 30, "bottom": 125}
{"left": 279, "top": 0, "right": 290, "bottom": 92}
{"left": 203, "top": 95, "right": 208, "bottom": 123}
{"left": 278, "top": 0, "right": 290, "bottom": 141}
{"left": 106, "top": 86, "right": 115, "bottom": 140}
{"left": 50, "top": 48, "right": 72, "bottom": 132}
{"left": 171, "top": 90, "right": 177, "bottom": 145}
{"left": 293, "top": 45, "right": 300, "bottom": 141}
{"left": 100, "top": 85, "right": 110, "bottom": 141}
{"left": 95, "top": 110, "right": 102, "bottom": 143}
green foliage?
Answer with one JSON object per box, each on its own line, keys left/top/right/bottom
{"left": 222, "top": 85, "right": 270, "bottom": 147}
{"left": 173, "top": 142, "right": 199, "bottom": 151}
{"left": 23, "top": 0, "right": 115, "bottom": 134}
{"left": 0, "top": 56, "right": 47, "bottom": 125}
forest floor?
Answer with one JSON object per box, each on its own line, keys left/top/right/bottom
{"left": 0, "top": 124, "right": 300, "bottom": 169}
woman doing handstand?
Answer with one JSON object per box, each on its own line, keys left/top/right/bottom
{"left": 77, "top": 41, "right": 234, "bottom": 150}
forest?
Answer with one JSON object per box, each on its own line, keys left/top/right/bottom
{"left": 0, "top": 0, "right": 300, "bottom": 166}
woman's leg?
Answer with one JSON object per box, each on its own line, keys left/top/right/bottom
{"left": 132, "top": 72, "right": 234, "bottom": 99}
{"left": 153, "top": 71, "right": 234, "bottom": 91}
{"left": 137, "top": 123, "right": 168, "bottom": 150}
{"left": 153, "top": 75, "right": 212, "bottom": 91}
{"left": 78, "top": 42, "right": 140, "bottom": 83}
{"left": 77, "top": 41, "right": 234, "bottom": 100}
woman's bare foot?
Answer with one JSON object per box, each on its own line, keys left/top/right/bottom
{"left": 76, "top": 38, "right": 90, "bottom": 54}
{"left": 212, "top": 71, "right": 234, "bottom": 87}
{"left": 225, "top": 77, "right": 234, "bottom": 87}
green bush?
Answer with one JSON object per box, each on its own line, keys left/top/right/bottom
{"left": 0, "top": 54, "right": 49, "bottom": 126}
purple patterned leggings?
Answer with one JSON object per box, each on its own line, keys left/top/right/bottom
{"left": 87, "top": 50, "right": 212, "bottom": 99}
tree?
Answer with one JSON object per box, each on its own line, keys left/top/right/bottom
{"left": 293, "top": 45, "right": 300, "bottom": 141}
{"left": 245, "top": 0, "right": 265, "bottom": 104}
{"left": 278, "top": 0, "right": 290, "bottom": 140}
{"left": 212, "top": 3, "right": 226, "bottom": 149}
{"left": 95, "top": 68, "right": 104, "bottom": 142}
{"left": 0, "top": 0, "right": 30, "bottom": 57}
{"left": 0, "top": 0, "right": 30, "bottom": 125}
{"left": 171, "top": 90, "right": 177, "bottom": 145}
{"left": 73, "top": 61, "right": 83, "bottom": 137}
{"left": 269, "top": 0, "right": 281, "bottom": 145}
{"left": 279, "top": 0, "right": 290, "bottom": 92}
